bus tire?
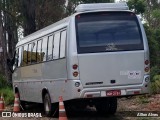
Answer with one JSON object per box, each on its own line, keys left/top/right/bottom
{"left": 20, "top": 101, "right": 26, "bottom": 110}
{"left": 108, "top": 97, "right": 117, "bottom": 115}
{"left": 43, "top": 93, "right": 58, "bottom": 117}
{"left": 95, "top": 98, "right": 110, "bottom": 115}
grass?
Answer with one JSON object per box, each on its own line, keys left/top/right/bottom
{"left": 136, "top": 96, "right": 149, "bottom": 104}
{"left": 0, "top": 87, "right": 14, "bottom": 105}
{"left": 0, "top": 74, "right": 14, "bottom": 105}
{"left": 0, "top": 74, "right": 8, "bottom": 87}
{"left": 132, "top": 95, "right": 150, "bottom": 105}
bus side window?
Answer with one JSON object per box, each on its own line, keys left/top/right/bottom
{"left": 20, "top": 46, "right": 24, "bottom": 66}
{"left": 28, "top": 44, "right": 32, "bottom": 64}
{"left": 47, "top": 35, "right": 53, "bottom": 61}
{"left": 42, "top": 37, "right": 48, "bottom": 61}
{"left": 53, "top": 32, "right": 60, "bottom": 59}
{"left": 13, "top": 48, "right": 19, "bottom": 70}
{"left": 18, "top": 47, "right": 22, "bottom": 67}
{"left": 37, "top": 39, "right": 42, "bottom": 62}
{"left": 31, "top": 42, "right": 37, "bottom": 64}
{"left": 60, "top": 30, "right": 66, "bottom": 58}
{"left": 22, "top": 45, "right": 28, "bottom": 66}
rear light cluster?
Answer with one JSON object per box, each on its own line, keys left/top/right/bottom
{"left": 72, "top": 64, "right": 81, "bottom": 89}
{"left": 72, "top": 64, "right": 79, "bottom": 77}
{"left": 145, "top": 60, "right": 149, "bottom": 65}
{"left": 145, "top": 77, "right": 149, "bottom": 82}
{"left": 134, "top": 91, "right": 140, "bottom": 94}
{"left": 144, "top": 60, "right": 150, "bottom": 73}
{"left": 73, "top": 64, "right": 78, "bottom": 70}
{"left": 145, "top": 67, "right": 149, "bottom": 72}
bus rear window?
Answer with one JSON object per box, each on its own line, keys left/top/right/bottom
{"left": 75, "top": 12, "right": 144, "bottom": 54}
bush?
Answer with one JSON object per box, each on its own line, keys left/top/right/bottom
{"left": 0, "top": 74, "right": 14, "bottom": 105}
{"left": 0, "top": 74, "right": 8, "bottom": 88}
{"left": 150, "top": 66, "right": 160, "bottom": 82}
{"left": 150, "top": 75, "right": 160, "bottom": 94}
{"left": 0, "top": 87, "right": 14, "bottom": 105}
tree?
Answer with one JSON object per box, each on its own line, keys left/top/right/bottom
{"left": 35, "top": 0, "right": 66, "bottom": 30}
{"left": 127, "top": 0, "right": 146, "bottom": 14}
{"left": 20, "top": 0, "right": 36, "bottom": 36}
{"left": 144, "top": 24, "right": 160, "bottom": 66}
{"left": 150, "top": 9, "right": 160, "bottom": 29}
{"left": 0, "top": 9, "right": 6, "bottom": 76}
{"left": 145, "top": 0, "right": 160, "bottom": 28}
{"left": 0, "top": 0, "right": 67, "bottom": 82}
{"left": 0, "top": 0, "right": 20, "bottom": 82}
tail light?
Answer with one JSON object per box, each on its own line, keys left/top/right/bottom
{"left": 145, "top": 60, "right": 149, "bottom": 65}
{"left": 134, "top": 91, "right": 140, "bottom": 94}
{"left": 72, "top": 64, "right": 78, "bottom": 70}
{"left": 145, "top": 67, "right": 150, "bottom": 72}
{"left": 144, "top": 60, "right": 150, "bottom": 73}
{"left": 73, "top": 71, "right": 78, "bottom": 77}
{"left": 86, "top": 95, "right": 93, "bottom": 98}
{"left": 72, "top": 64, "right": 79, "bottom": 77}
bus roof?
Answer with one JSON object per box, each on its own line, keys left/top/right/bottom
{"left": 75, "top": 3, "right": 129, "bottom": 13}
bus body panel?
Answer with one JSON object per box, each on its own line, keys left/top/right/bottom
{"left": 13, "top": 58, "right": 67, "bottom": 103}
{"left": 78, "top": 51, "right": 144, "bottom": 88}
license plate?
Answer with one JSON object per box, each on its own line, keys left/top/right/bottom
{"left": 106, "top": 90, "right": 121, "bottom": 96}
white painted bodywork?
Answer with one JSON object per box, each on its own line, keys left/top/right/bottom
{"left": 13, "top": 3, "right": 150, "bottom": 104}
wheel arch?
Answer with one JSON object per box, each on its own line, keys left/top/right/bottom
{"left": 14, "top": 86, "right": 21, "bottom": 100}
{"left": 14, "top": 86, "right": 19, "bottom": 94}
{"left": 42, "top": 88, "right": 50, "bottom": 102}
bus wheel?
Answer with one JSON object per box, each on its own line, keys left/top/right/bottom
{"left": 108, "top": 97, "right": 117, "bottom": 115}
{"left": 95, "top": 98, "right": 110, "bottom": 115}
{"left": 43, "top": 93, "right": 58, "bottom": 117}
{"left": 20, "top": 101, "right": 26, "bottom": 110}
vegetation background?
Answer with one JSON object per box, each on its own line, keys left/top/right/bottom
{"left": 0, "top": 0, "right": 160, "bottom": 104}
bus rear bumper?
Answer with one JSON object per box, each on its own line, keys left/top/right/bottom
{"left": 81, "top": 88, "right": 143, "bottom": 98}
{"left": 79, "top": 75, "right": 150, "bottom": 98}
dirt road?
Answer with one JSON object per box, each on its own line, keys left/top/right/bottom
{"left": 1, "top": 94, "right": 160, "bottom": 120}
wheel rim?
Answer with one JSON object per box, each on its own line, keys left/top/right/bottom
{"left": 45, "top": 102, "right": 49, "bottom": 112}
{"left": 45, "top": 99, "right": 50, "bottom": 112}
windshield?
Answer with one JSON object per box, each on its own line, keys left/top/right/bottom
{"left": 75, "top": 11, "right": 144, "bottom": 54}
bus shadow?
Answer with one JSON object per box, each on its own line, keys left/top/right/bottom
{"left": 67, "top": 111, "right": 124, "bottom": 120}
{"left": 22, "top": 103, "right": 44, "bottom": 113}
{"left": 22, "top": 103, "right": 124, "bottom": 119}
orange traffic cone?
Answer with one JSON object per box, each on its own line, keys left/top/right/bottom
{"left": 59, "top": 96, "right": 68, "bottom": 120}
{"left": 0, "top": 94, "right": 5, "bottom": 111}
{"left": 13, "top": 93, "right": 20, "bottom": 112}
